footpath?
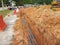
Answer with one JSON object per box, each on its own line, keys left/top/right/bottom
{"left": 0, "top": 12, "right": 18, "bottom": 45}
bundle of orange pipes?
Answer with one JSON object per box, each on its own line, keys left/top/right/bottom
{"left": 13, "top": 5, "right": 60, "bottom": 45}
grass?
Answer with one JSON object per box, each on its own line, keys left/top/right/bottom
{"left": 0, "top": 10, "right": 13, "bottom": 17}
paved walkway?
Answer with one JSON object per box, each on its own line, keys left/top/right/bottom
{"left": 0, "top": 14, "right": 18, "bottom": 45}
{"left": 0, "top": 7, "right": 8, "bottom": 11}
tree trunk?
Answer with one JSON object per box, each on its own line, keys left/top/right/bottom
{"left": 1, "top": 0, "right": 4, "bottom": 8}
